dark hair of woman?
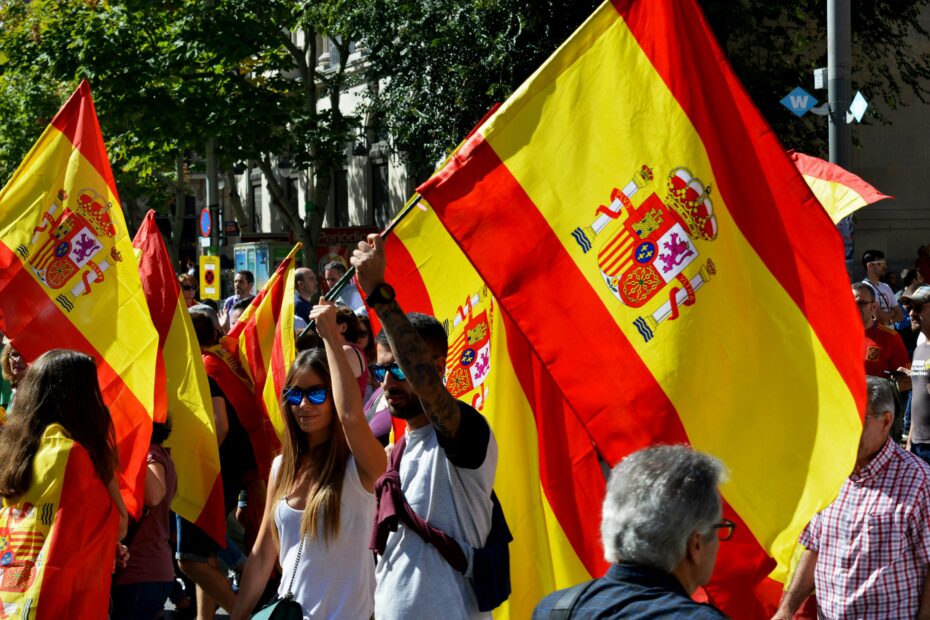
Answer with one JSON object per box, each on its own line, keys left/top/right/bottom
{"left": 275, "top": 348, "right": 349, "bottom": 543}
{"left": 152, "top": 417, "right": 172, "bottom": 445}
{"left": 334, "top": 306, "right": 361, "bottom": 343}
{"left": 356, "top": 314, "right": 376, "bottom": 363}
{"left": 0, "top": 349, "right": 118, "bottom": 499}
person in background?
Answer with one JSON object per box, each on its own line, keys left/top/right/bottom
{"left": 323, "top": 261, "right": 365, "bottom": 312}
{"left": 231, "top": 302, "right": 385, "bottom": 620}
{"left": 229, "top": 296, "right": 255, "bottom": 332}
{"left": 221, "top": 270, "right": 255, "bottom": 331}
{"left": 294, "top": 268, "right": 319, "bottom": 323}
{"left": 111, "top": 418, "right": 178, "bottom": 620}
{"left": 1, "top": 340, "right": 30, "bottom": 418}
{"left": 179, "top": 274, "right": 199, "bottom": 308}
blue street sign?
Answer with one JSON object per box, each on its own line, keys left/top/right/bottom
{"left": 780, "top": 87, "right": 818, "bottom": 117}
{"left": 199, "top": 207, "right": 212, "bottom": 238}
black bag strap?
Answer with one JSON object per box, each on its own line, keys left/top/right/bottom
{"left": 547, "top": 579, "right": 598, "bottom": 619}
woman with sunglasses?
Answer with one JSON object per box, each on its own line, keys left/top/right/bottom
{"left": 231, "top": 300, "right": 386, "bottom": 620}
{"left": 178, "top": 274, "right": 199, "bottom": 308}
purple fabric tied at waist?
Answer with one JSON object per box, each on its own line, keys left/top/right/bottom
{"left": 369, "top": 435, "right": 468, "bottom": 573}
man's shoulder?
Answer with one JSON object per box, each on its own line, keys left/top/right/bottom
{"left": 875, "top": 323, "right": 900, "bottom": 336}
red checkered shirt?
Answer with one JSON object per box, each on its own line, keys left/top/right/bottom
{"left": 800, "top": 438, "right": 930, "bottom": 618}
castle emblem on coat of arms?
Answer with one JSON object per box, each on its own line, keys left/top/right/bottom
{"left": 16, "top": 188, "right": 123, "bottom": 312}
{"left": 570, "top": 165, "right": 718, "bottom": 342}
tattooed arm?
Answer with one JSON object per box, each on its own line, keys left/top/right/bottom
{"left": 352, "top": 234, "right": 462, "bottom": 438}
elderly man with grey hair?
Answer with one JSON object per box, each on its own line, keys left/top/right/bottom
{"left": 533, "top": 445, "right": 730, "bottom": 618}
{"left": 773, "top": 376, "right": 930, "bottom": 620}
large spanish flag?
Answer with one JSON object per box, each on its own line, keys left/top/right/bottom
{"left": 0, "top": 81, "right": 158, "bottom": 518}
{"left": 378, "top": 200, "right": 605, "bottom": 618}
{"left": 132, "top": 211, "right": 226, "bottom": 545}
{"left": 789, "top": 150, "right": 892, "bottom": 223}
{"left": 419, "top": 0, "right": 864, "bottom": 615}
{"left": 226, "top": 244, "right": 300, "bottom": 475}
{"left": 0, "top": 424, "right": 118, "bottom": 619}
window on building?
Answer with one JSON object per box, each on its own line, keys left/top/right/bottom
{"left": 328, "top": 37, "right": 357, "bottom": 68}
{"left": 333, "top": 170, "right": 349, "bottom": 227}
{"left": 372, "top": 162, "right": 390, "bottom": 229}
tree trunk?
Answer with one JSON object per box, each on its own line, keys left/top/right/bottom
{"left": 226, "top": 169, "right": 251, "bottom": 233}
{"left": 168, "top": 153, "right": 186, "bottom": 270}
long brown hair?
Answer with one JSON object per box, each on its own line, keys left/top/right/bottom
{"left": 276, "top": 349, "right": 350, "bottom": 543}
{"left": 0, "top": 349, "right": 118, "bottom": 499}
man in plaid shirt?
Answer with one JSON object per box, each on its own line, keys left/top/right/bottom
{"left": 773, "top": 376, "right": 930, "bottom": 619}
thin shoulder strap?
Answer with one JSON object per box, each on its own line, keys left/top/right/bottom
{"left": 282, "top": 536, "right": 305, "bottom": 599}
{"left": 547, "top": 579, "right": 598, "bottom": 619}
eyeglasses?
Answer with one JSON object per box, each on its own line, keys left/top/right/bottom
{"left": 369, "top": 362, "right": 407, "bottom": 383}
{"left": 911, "top": 304, "right": 925, "bottom": 314}
{"left": 711, "top": 519, "right": 736, "bottom": 541}
{"left": 856, "top": 299, "right": 873, "bottom": 307}
{"left": 869, "top": 260, "right": 887, "bottom": 267}
{"left": 181, "top": 284, "right": 195, "bottom": 292}
{"left": 283, "top": 385, "right": 328, "bottom": 406}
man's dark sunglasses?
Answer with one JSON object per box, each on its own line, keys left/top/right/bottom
{"left": 369, "top": 362, "right": 407, "bottom": 383}
{"left": 181, "top": 284, "right": 195, "bottom": 291}
{"left": 283, "top": 386, "right": 328, "bottom": 406}
{"left": 910, "top": 303, "right": 925, "bottom": 313}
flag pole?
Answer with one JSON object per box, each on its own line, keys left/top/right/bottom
{"left": 298, "top": 193, "right": 423, "bottom": 339}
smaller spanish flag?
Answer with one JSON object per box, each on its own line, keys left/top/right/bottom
{"left": 790, "top": 150, "right": 892, "bottom": 223}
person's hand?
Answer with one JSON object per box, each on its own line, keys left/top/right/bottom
{"left": 351, "top": 234, "right": 387, "bottom": 296}
{"left": 310, "top": 299, "right": 340, "bottom": 341}
{"left": 115, "top": 543, "right": 129, "bottom": 570}
{"left": 897, "top": 367, "right": 913, "bottom": 393}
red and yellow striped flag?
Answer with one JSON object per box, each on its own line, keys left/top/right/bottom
{"left": 132, "top": 211, "right": 226, "bottom": 545}
{"left": 227, "top": 244, "right": 301, "bottom": 475}
{"left": 0, "top": 424, "right": 119, "bottom": 619}
{"left": 0, "top": 80, "right": 158, "bottom": 518}
{"left": 418, "top": 1, "right": 864, "bottom": 615}
{"left": 378, "top": 200, "right": 606, "bottom": 618}
{"left": 789, "top": 150, "right": 892, "bottom": 223}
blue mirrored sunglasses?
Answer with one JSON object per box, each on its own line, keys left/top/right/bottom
{"left": 283, "top": 386, "right": 328, "bottom": 406}
{"left": 368, "top": 362, "right": 407, "bottom": 383}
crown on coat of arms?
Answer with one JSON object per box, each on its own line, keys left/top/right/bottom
{"left": 664, "top": 168, "right": 717, "bottom": 241}
{"left": 75, "top": 190, "right": 117, "bottom": 238}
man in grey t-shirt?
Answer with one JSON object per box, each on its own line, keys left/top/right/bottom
{"left": 352, "top": 234, "right": 498, "bottom": 620}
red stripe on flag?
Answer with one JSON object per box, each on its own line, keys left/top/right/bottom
{"left": 193, "top": 476, "right": 227, "bottom": 547}
{"left": 611, "top": 0, "right": 865, "bottom": 416}
{"left": 368, "top": 232, "right": 436, "bottom": 336}
{"left": 0, "top": 244, "right": 150, "bottom": 517}
{"left": 49, "top": 80, "right": 120, "bottom": 203}
{"left": 38, "top": 443, "right": 118, "bottom": 620}
{"left": 502, "top": 310, "right": 607, "bottom": 577}
{"left": 132, "top": 211, "right": 178, "bottom": 423}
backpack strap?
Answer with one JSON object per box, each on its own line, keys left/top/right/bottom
{"left": 547, "top": 579, "right": 599, "bottom": 620}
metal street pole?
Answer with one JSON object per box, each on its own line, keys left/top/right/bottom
{"left": 828, "top": 0, "right": 854, "bottom": 266}
{"left": 827, "top": 0, "right": 851, "bottom": 166}
{"left": 206, "top": 137, "right": 220, "bottom": 251}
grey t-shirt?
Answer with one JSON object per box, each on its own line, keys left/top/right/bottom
{"left": 374, "top": 402, "right": 498, "bottom": 620}
{"left": 911, "top": 342, "right": 930, "bottom": 444}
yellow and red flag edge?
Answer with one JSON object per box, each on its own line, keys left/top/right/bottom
{"left": 132, "top": 211, "right": 226, "bottom": 545}
{"left": 226, "top": 244, "right": 301, "bottom": 476}
{"left": 418, "top": 1, "right": 864, "bottom": 616}
{"left": 789, "top": 150, "right": 892, "bottom": 223}
{"left": 0, "top": 80, "right": 158, "bottom": 517}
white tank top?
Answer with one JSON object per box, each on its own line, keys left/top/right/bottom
{"left": 272, "top": 454, "right": 376, "bottom": 619}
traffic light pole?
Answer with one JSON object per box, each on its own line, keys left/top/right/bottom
{"left": 828, "top": 0, "right": 854, "bottom": 265}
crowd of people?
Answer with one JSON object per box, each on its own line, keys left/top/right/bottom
{"left": 4, "top": 239, "right": 930, "bottom": 619}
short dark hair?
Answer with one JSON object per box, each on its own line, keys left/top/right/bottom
{"left": 376, "top": 312, "right": 448, "bottom": 358}
{"left": 851, "top": 281, "right": 875, "bottom": 301}
{"left": 152, "top": 417, "right": 172, "bottom": 445}
{"left": 190, "top": 311, "right": 220, "bottom": 347}
{"left": 324, "top": 261, "right": 347, "bottom": 275}
{"left": 236, "top": 270, "right": 255, "bottom": 285}
{"left": 862, "top": 250, "right": 884, "bottom": 269}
